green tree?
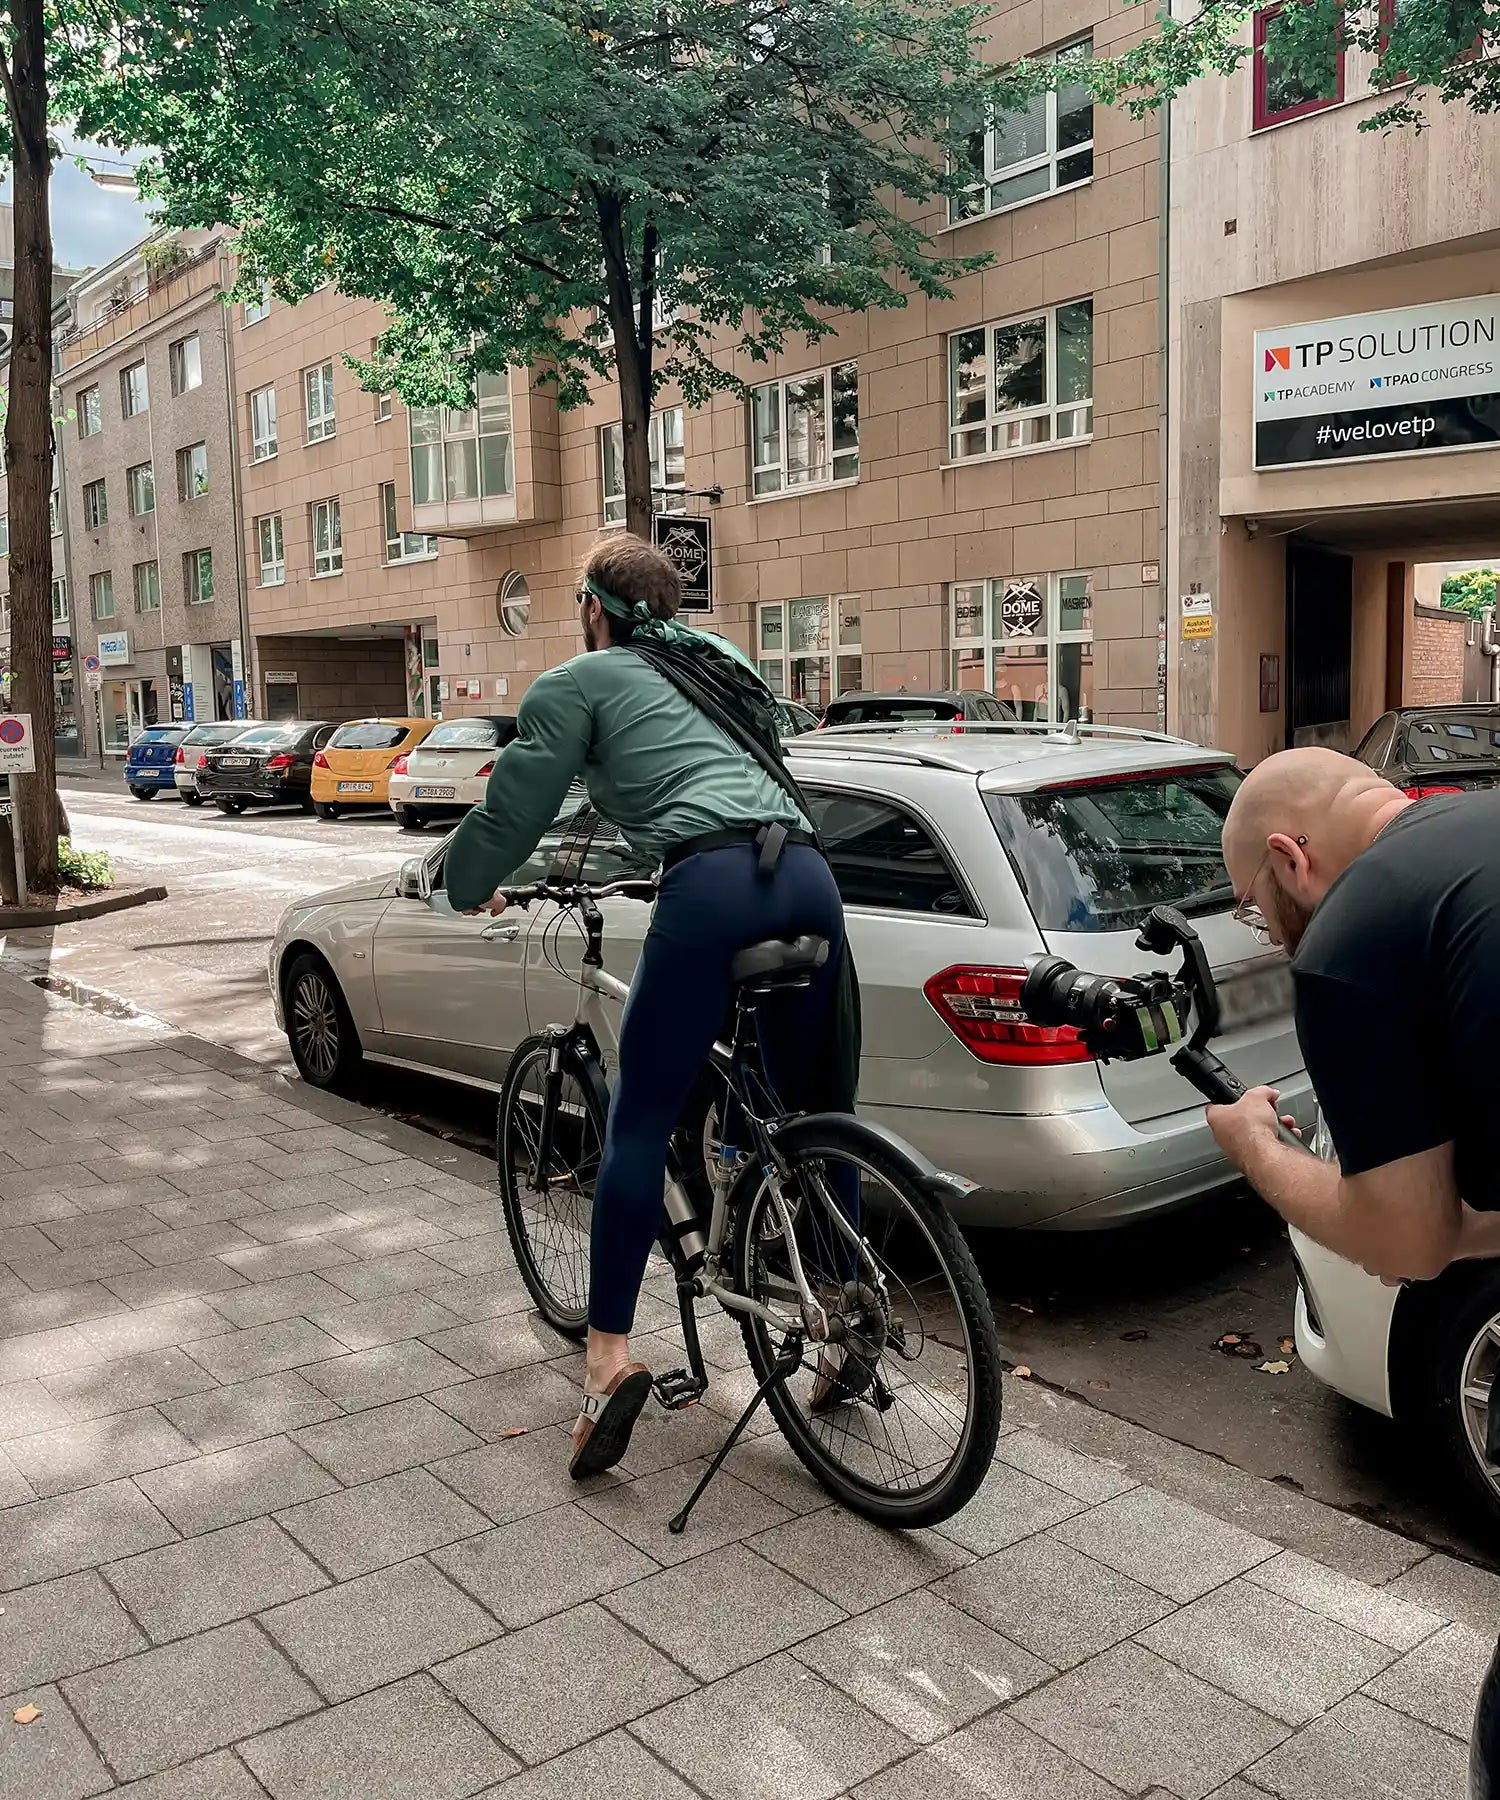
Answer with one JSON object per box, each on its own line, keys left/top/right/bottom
{"left": 1440, "top": 566, "right": 1499, "bottom": 616}
{"left": 146, "top": 0, "right": 1027, "bottom": 539}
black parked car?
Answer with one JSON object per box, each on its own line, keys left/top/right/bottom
{"left": 200, "top": 721, "right": 338, "bottom": 814}
{"left": 1353, "top": 703, "right": 1500, "bottom": 797}
{"left": 820, "top": 689, "right": 1020, "bottom": 729}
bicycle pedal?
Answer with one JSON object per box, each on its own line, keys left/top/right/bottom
{"left": 654, "top": 1368, "right": 705, "bottom": 1411}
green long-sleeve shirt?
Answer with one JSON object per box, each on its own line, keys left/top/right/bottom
{"left": 443, "top": 626, "right": 807, "bottom": 912}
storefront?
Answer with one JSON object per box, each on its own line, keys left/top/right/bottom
{"left": 951, "top": 573, "right": 1094, "bottom": 722}
{"left": 53, "top": 634, "right": 82, "bottom": 758}
{"left": 756, "top": 599, "right": 863, "bottom": 709}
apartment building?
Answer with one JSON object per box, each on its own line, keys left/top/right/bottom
{"left": 1165, "top": 7, "right": 1500, "bottom": 764}
{"left": 54, "top": 230, "right": 250, "bottom": 757}
{"left": 229, "top": 0, "right": 1165, "bottom": 730}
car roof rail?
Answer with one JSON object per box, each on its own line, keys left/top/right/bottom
{"left": 807, "top": 719, "right": 1201, "bottom": 749}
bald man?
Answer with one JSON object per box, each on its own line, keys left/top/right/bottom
{"left": 1210, "top": 746, "right": 1500, "bottom": 1284}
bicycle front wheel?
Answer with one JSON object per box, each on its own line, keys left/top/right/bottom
{"left": 496, "top": 1035, "right": 607, "bottom": 1338}
{"left": 731, "top": 1127, "right": 1001, "bottom": 1527}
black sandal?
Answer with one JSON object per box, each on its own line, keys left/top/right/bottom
{"left": 570, "top": 1363, "right": 653, "bottom": 1480}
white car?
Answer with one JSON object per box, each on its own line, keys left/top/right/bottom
{"left": 388, "top": 716, "right": 517, "bottom": 832}
{"left": 172, "top": 720, "right": 262, "bottom": 805}
{"left": 1294, "top": 1117, "right": 1500, "bottom": 1529}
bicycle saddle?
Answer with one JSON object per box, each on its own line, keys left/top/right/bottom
{"left": 729, "top": 934, "right": 830, "bottom": 989}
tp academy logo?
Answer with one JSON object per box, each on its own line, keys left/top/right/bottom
{"left": 1370, "top": 376, "right": 1384, "bottom": 388}
{"left": 1264, "top": 346, "right": 1291, "bottom": 372}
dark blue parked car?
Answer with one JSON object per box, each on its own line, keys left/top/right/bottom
{"left": 124, "top": 724, "right": 190, "bottom": 799}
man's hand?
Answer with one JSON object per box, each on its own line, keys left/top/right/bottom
{"left": 1205, "top": 1086, "right": 1299, "bottom": 1172}
{"left": 465, "top": 890, "right": 509, "bottom": 918}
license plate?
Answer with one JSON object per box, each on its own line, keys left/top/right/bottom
{"left": 1216, "top": 960, "right": 1293, "bottom": 1033}
{"left": 413, "top": 785, "right": 456, "bottom": 800}
{"left": 220, "top": 757, "right": 251, "bottom": 769}
{"left": 338, "top": 780, "right": 374, "bottom": 794}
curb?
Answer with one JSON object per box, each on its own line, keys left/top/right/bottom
{"left": 0, "top": 884, "right": 169, "bottom": 929}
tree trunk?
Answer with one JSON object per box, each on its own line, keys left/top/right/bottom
{"left": 5, "top": 0, "right": 59, "bottom": 893}
{"left": 597, "top": 192, "right": 654, "bottom": 542}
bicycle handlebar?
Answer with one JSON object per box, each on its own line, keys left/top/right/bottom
{"left": 497, "top": 876, "right": 660, "bottom": 909}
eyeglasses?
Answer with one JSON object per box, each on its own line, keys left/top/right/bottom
{"left": 1232, "top": 836, "right": 1307, "bottom": 946}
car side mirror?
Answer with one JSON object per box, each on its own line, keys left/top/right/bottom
{"left": 397, "top": 857, "right": 432, "bottom": 903}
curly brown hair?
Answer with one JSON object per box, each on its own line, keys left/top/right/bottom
{"left": 581, "top": 533, "right": 681, "bottom": 623}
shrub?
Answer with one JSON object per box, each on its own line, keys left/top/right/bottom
{"left": 57, "top": 839, "right": 114, "bottom": 891}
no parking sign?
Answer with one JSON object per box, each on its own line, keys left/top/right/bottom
{"left": 0, "top": 714, "right": 34, "bottom": 775}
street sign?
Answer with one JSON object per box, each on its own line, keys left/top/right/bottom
{"left": 0, "top": 713, "right": 35, "bottom": 775}
{"left": 653, "top": 514, "right": 712, "bottom": 613}
{"left": 83, "top": 653, "right": 101, "bottom": 675}
{"left": 86, "top": 668, "right": 103, "bottom": 693}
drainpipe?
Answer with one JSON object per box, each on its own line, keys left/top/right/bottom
{"left": 219, "top": 243, "right": 253, "bottom": 720}
{"left": 1156, "top": 89, "right": 1172, "bottom": 734}
{"left": 1481, "top": 603, "right": 1499, "bottom": 703}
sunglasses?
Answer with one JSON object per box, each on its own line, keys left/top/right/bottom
{"left": 1232, "top": 836, "right": 1307, "bottom": 946}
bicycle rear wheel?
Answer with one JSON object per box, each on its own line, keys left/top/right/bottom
{"left": 496, "top": 1034, "right": 606, "bottom": 1338}
{"left": 731, "top": 1127, "right": 1001, "bottom": 1527}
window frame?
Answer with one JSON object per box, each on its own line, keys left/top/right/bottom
{"left": 409, "top": 369, "right": 513, "bottom": 506}
{"left": 168, "top": 334, "right": 203, "bottom": 396}
{"left": 380, "top": 481, "right": 438, "bottom": 564}
{"left": 133, "top": 559, "right": 162, "bottom": 614}
{"left": 176, "top": 441, "right": 209, "bottom": 502}
{"left": 801, "top": 782, "right": 981, "bottom": 920}
{"left": 749, "top": 361, "right": 860, "bottom": 499}
{"left": 303, "top": 360, "right": 337, "bottom": 444}
{"left": 0, "top": 514, "right": 10, "bottom": 557}
{"left": 82, "top": 478, "right": 108, "bottom": 530}
{"left": 249, "top": 385, "right": 278, "bottom": 462}
{"left": 1252, "top": 3, "right": 1346, "bottom": 129}
{"left": 51, "top": 575, "right": 68, "bottom": 625}
{"left": 498, "top": 570, "right": 531, "bottom": 638}
{"left": 120, "top": 360, "right": 149, "bottom": 418}
{"left": 183, "top": 547, "right": 214, "bottom": 605}
{"left": 89, "top": 570, "right": 115, "bottom": 621}
{"left": 49, "top": 490, "right": 62, "bottom": 537}
{"left": 600, "top": 406, "right": 686, "bottom": 524}
{"left": 949, "top": 570, "right": 1095, "bottom": 725}
{"left": 310, "top": 497, "right": 343, "bottom": 578}
{"left": 946, "top": 299, "right": 1094, "bottom": 463}
{"left": 242, "top": 281, "right": 271, "bottom": 326}
{"left": 126, "top": 461, "right": 156, "bottom": 518}
{"left": 757, "top": 596, "right": 864, "bottom": 711}
{"left": 77, "top": 384, "right": 102, "bottom": 438}
{"left": 257, "top": 512, "right": 286, "bottom": 587}
{"left": 952, "top": 36, "right": 1095, "bottom": 224}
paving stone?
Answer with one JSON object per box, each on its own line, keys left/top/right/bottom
{"left": 720, "top": 1434, "right": 830, "bottom": 1515}
{"left": 635, "top": 1653, "right": 910, "bottom": 1800}
{"left": 995, "top": 1428, "right": 1138, "bottom": 1504}
{"left": 419, "top": 1311, "right": 575, "bottom": 1377}
{"left": 418, "top": 1268, "right": 535, "bottom": 1323}
{"left": 429, "top": 1423, "right": 621, "bottom": 1524}
{"left": 306, "top": 1291, "right": 465, "bottom": 1353}
{"left": 438, "top": 1600, "right": 695, "bottom": 1761}
{"left": 853, "top": 1710, "right": 1128, "bottom": 1799}
{"left": 468, "top": 1729, "right": 699, "bottom": 1800}
{"left": 135, "top": 1435, "right": 340, "bottom": 1534}
{"left": 109, "top": 1750, "right": 271, "bottom": 1798}
{"left": 0, "top": 1680, "right": 114, "bottom": 1798}
{"left": 605, "top": 1540, "right": 842, "bottom": 1680}
{"left": 203, "top": 1274, "right": 352, "bottom": 1330}
{"left": 1361, "top": 1620, "right": 1493, "bottom": 1740}
{"left": 102, "top": 1257, "right": 248, "bottom": 1309}
{"left": 297, "top": 1340, "right": 471, "bottom": 1411}
{"left": 753, "top": 1505, "right": 972, "bottom": 1611}
{"left": 1013, "top": 1641, "right": 1288, "bottom": 1800}
{"left": 64, "top": 1619, "right": 320, "bottom": 1781}
{"left": 318, "top": 1250, "right": 452, "bottom": 1300}
{"left": 321, "top": 1216, "right": 454, "bottom": 1260}
{"left": 214, "top": 1238, "right": 353, "bottom": 1283}
{"left": 104, "top": 1517, "right": 329, "bottom": 1641}
{"left": 0, "top": 1282, "right": 123, "bottom": 1337}
{"left": 233, "top": 1204, "right": 360, "bottom": 1244}
{"left": 1141, "top": 1577, "right": 1396, "bottom": 1726}
{"left": 74, "top": 1299, "right": 234, "bottom": 1358}
{"left": 428, "top": 1362, "right": 582, "bottom": 1437}
{"left": 239, "top": 1671, "right": 518, "bottom": 1800}
{"left": 160, "top": 1372, "right": 343, "bottom": 1452}
{"left": 9, "top": 1239, "right": 151, "bottom": 1292}
{"left": 0, "top": 1568, "right": 146, "bottom": 1686}
{"left": 0, "top": 1476, "right": 177, "bottom": 1590}
{"left": 0, "top": 1376, "right": 76, "bottom": 1437}
{"left": 187, "top": 1318, "right": 347, "bottom": 1384}
{"left": 42, "top": 1347, "right": 219, "bottom": 1420}
{"left": 1386, "top": 1552, "right": 1500, "bottom": 1635}
{"left": 6, "top": 1406, "right": 199, "bottom": 1496}
{"left": 262, "top": 1554, "right": 500, "bottom": 1701}
{"left": 435, "top": 1500, "right": 657, "bottom": 1628}
{"left": 0, "top": 1442, "right": 35, "bottom": 1505}
{"left": 146, "top": 1190, "right": 269, "bottom": 1228}
{"left": 580, "top": 1458, "right": 792, "bottom": 1565}
{"left": 936, "top": 1532, "right": 1173, "bottom": 1670}
{"left": 127, "top": 1223, "right": 259, "bottom": 1267}
{"left": 1052, "top": 1487, "right": 1278, "bottom": 1603}
{"left": 1247, "top": 1551, "right": 1445, "bottom": 1651}
{"left": 276, "top": 1467, "right": 491, "bottom": 1578}
{"left": 38, "top": 1207, "right": 163, "bottom": 1250}
{"left": 420, "top": 1231, "right": 515, "bottom": 1276}
{"left": 1248, "top": 1693, "right": 1467, "bottom": 1799}
{"left": 0, "top": 1324, "right": 100, "bottom": 1383}
{"left": 289, "top": 1395, "right": 481, "bottom": 1483}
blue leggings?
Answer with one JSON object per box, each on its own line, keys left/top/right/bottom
{"left": 589, "top": 842, "right": 847, "bottom": 1335}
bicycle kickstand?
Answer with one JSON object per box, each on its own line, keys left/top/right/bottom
{"left": 668, "top": 1333, "right": 804, "bottom": 1536}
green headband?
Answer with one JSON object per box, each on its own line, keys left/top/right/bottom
{"left": 583, "top": 577, "right": 654, "bottom": 626}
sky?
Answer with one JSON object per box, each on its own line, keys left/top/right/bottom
{"left": 48, "top": 135, "right": 155, "bottom": 273}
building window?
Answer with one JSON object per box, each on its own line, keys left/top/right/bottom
{"left": 51, "top": 576, "right": 68, "bottom": 625}
{"left": 243, "top": 281, "right": 271, "bottom": 326}
{"left": 249, "top": 385, "right": 278, "bottom": 462}
{"left": 183, "top": 548, "right": 214, "bottom": 604}
{"left": 757, "top": 597, "right": 863, "bottom": 710}
{"left": 169, "top": 334, "right": 203, "bottom": 395}
{"left": 498, "top": 571, "right": 530, "bottom": 638}
{"left": 1252, "top": 4, "right": 1345, "bottom": 128}
{"left": 83, "top": 479, "right": 108, "bottom": 530}
{"left": 948, "top": 300, "right": 1093, "bottom": 461}
{"left": 601, "top": 407, "right": 685, "bottom": 524}
{"left": 0, "top": 514, "right": 9, "bottom": 556}
{"left": 78, "top": 384, "right": 102, "bottom": 437}
{"left": 89, "top": 571, "right": 115, "bottom": 621}
{"left": 257, "top": 513, "right": 285, "bottom": 586}
{"left": 120, "top": 360, "right": 149, "bottom": 417}
{"left": 311, "top": 498, "right": 343, "bottom": 576}
{"left": 410, "top": 369, "right": 513, "bottom": 504}
{"left": 381, "top": 482, "right": 437, "bottom": 563}
{"left": 176, "top": 442, "right": 209, "bottom": 501}
{"left": 950, "top": 572, "right": 1094, "bottom": 723}
{"left": 127, "top": 461, "right": 156, "bottom": 517}
{"left": 133, "top": 560, "right": 162, "bottom": 613}
{"left": 49, "top": 490, "right": 61, "bottom": 536}
{"left": 304, "top": 361, "right": 336, "bottom": 443}
{"left": 953, "top": 39, "right": 1093, "bottom": 222}
{"left": 750, "top": 362, "right": 859, "bottom": 497}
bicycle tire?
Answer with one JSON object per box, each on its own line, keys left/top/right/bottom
{"left": 496, "top": 1034, "right": 607, "bottom": 1339}
{"left": 731, "top": 1126, "right": 1001, "bottom": 1528}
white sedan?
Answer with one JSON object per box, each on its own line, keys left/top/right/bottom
{"left": 388, "top": 716, "right": 517, "bottom": 832}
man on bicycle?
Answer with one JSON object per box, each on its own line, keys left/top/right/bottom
{"left": 445, "top": 535, "right": 850, "bottom": 1479}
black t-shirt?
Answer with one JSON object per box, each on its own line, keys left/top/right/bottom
{"left": 1292, "top": 789, "right": 1500, "bottom": 1208}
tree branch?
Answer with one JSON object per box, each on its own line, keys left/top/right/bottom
{"left": 339, "top": 196, "right": 571, "bottom": 284}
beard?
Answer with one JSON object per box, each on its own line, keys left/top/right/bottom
{"left": 1269, "top": 886, "right": 1316, "bottom": 953}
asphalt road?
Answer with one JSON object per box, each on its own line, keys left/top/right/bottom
{"left": 4, "top": 771, "right": 1489, "bottom": 1566}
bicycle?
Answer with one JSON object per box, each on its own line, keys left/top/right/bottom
{"left": 494, "top": 870, "right": 1003, "bottom": 1531}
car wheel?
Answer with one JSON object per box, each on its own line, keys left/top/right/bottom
{"left": 215, "top": 797, "right": 246, "bottom": 816}
{"left": 396, "top": 807, "right": 425, "bottom": 832}
{"left": 313, "top": 801, "right": 341, "bottom": 821}
{"left": 299, "top": 794, "right": 316, "bottom": 814}
{"left": 283, "top": 951, "right": 363, "bottom": 1094}
{"left": 181, "top": 791, "right": 203, "bottom": 808}
{"left": 1392, "top": 1263, "right": 1500, "bottom": 1533}
{"left": 128, "top": 784, "right": 156, "bottom": 800}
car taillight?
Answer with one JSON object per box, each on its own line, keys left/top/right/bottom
{"left": 390, "top": 755, "right": 409, "bottom": 776}
{"left": 923, "top": 966, "right": 1093, "bottom": 1066}
{"left": 174, "top": 746, "right": 185, "bottom": 764}
{"left": 196, "top": 752, "right": 208, "bottom": 769}
{"left": 474, "top": 760, "right": 495, "bottom": 778}
{"left": 1403, "top": 783, "right": 1463, "bottom": 799}
{"left": 265, "top": 754, "right": 294, "bottom": 771}
{"left": 313, "top": 751, "right": 329, "bottom": 768}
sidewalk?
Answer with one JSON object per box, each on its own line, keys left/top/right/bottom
{"left": 0, "top": 963, "right": 1491, "bottom": 1800}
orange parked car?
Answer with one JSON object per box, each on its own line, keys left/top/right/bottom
{"left": 311, "top": 717, "right": 436, "bottom": 818}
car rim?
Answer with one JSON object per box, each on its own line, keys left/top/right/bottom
{"left": 1458, "top": 1313, "right": 1500, "bottom": 1497}
{"left": 292, "top": 974, "right": 340, "bottom": 1081}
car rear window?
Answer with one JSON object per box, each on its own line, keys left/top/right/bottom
{"left": 330, "top": 722, "right": 406, "bottom": 750}
{"left": 424, "top": 719, "right": 508, "bottom": 750}
{"left": 985, "top": 765, "right": 1241, "bottom": 933}
{"left": 1401, "top": 712, "right": 1500, "bottom": 764}
{"left": 133, "top": 728, "right": 186, "bottom": 745}
{"left": 229, "top": 726, "right": 294, "bottom": 748}
{"left": 825, "top": 698, "right": 960, "bottom": 725}
{"left": 186, "top": 723, "right": 252, "bottom": 745}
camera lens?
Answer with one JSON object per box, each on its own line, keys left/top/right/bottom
{"left": 1020, "top": 958, "right": 1125, "bottom": 1034}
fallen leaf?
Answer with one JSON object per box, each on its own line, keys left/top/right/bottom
{"left": 1119, "top": 1328, "right": 1148, "bottom": 1342}
{"left": 12, "top": 1705, "right": 40, "bottom": 1725}
{"left": 1219, "top": 1332, "right": 1241, "bottom": 1345}
{"left": 1013, "top": 1365, "right": 1032, "bottom": 1380}
{"left": 1256, "top": 1359, "right": 1292, "bottom": 1375}
{"left": 1215, "top": 1331, "right": 1263, "bottom": 1359}
{"left": 1089, "top": 1379, "right": 1111, "bottom": 1391}
{"left": 1010, "top": 1303, "right": 1034, "bottom": 1314}
{"left": 496, "top": 1427, "right": 529, "bottom": 1439}
{"left": 1279, "top": 1336, "right": 1296, "bottom": 1357}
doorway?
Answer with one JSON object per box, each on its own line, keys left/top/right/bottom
{"left": 1285, "top": 545, "right": 1353, "bottom": 750}
{"left": 102, "top": 677, "right": 160, "bottom": 753}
